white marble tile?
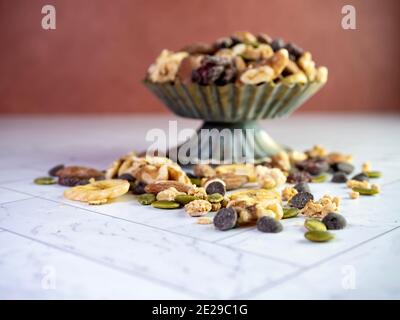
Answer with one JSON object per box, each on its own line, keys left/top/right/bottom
{"left": 0, "top": 231, "right": 195, "bottom": 299}
{"left": 0, "top": 187, "right": 33, "bottom": 204}
{"left": 247, "top": 227, "right": 400, "bottom": 299}
{"left": 0, "top": 198, "right": 296, "bottom": 298}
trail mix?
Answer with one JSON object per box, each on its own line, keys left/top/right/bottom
{"left": 34, "top": 145, "right": 383, "bottom": 243}
{"left": 146, "top": 31, "right": 328, "bottom": 86}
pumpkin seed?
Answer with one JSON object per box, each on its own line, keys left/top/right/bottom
{"left": 34, "top": 176, "right": 56, "bottom": 185}
{"left": 311, "top": 174, "right": 327, "bottom": 183}
{"left": 151, "top": 200, "right": 180, "bottom": 209}
{"left": 352, "top": 187, "right": 379, "bottom": 196}
{"left": 305, "top": 230, "right": 335, "bottom": 242}
{"left": 137, "top": 193, "right": 156, "bottom": 205}
{"left": 366, "top": 171, "right": 382, "bottom": 179}
{"left": 190, "top": 178, "right": 202, "bottom": 187}
{"left": 207, "top": 193, "right": 224, "bottom": 203}
{"left": 175, "top": 194, "right": 199, "bottom": 205}
{"left": 304, "top": 219, "right": 327, "bottom": 231}
{"left": 282, "top": 207, "right": 299, "bottom": 219}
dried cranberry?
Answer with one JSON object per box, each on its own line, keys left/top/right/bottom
{"left": 58, "top": 177, "right": 89, "bottom": 187}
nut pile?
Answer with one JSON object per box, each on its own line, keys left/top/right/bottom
{"left": 33, "top": 146, "right": 382, "bottom": 243}
{"left": 146, "top": 31, "right": 328, "bottom": 86}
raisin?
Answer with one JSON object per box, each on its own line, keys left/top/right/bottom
{"left": 257, "top": 216, "right": 283, "bottom": 233}
{"left": 214, "top": 37, "right": 234, "bottom": 49}
{"left": 296, "top": 159, "right": 329, "bottom": 176}
{"left": 289, "top": 192, "right": 314, "bottom": 209}
{"left": 192, "top": 64, "right": 224, "bottom": 85}
{"left": 332, "top": 162, "right": 354, "bottom": 175}
{"left": 215, "top": 64, "right": 237, "bottom": 85}
{"left": 214, "top": 207, "right": 237, "bottom": 231}
{"left": 48, "top": 164, "right": 65, "bottom": 177}
{"left": 56, "top": 166, "right": 103, "bottom": 179}
{"left": 58, "top": 177, "right": 89, "bottom": 187}
{"left": 132, "top": 181, "right": 147, "bottom": 195}
{"left": 284, "top": 43, "right": 303, "bottom": 61}
{"left": 322, "top": 212, "right": 347, "bottom": 230}
{"left": 257, "top": 33, "right": 272, "bottom": 44}
{"left": 331, "top": 172, "right": 348, "bottom": 183}
{"left": 118, "top": 173, "right": 135, "bottom": 182}
{"left": 294, "top": 182, "right": 311, "bottom": 193}
{"left": 287, "top": 171, "right": 312, "bottom": 184}
{"left": 271, "top": 38, "right": 285, "bottom": 51}
{"left": 351, "top": 173, "right": 369, "bottom": 182}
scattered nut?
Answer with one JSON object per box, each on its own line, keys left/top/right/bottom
{"left": 156, "top": 187, "right": 185, "bottom": 201}
{"left": 184, "top": 200, "right": 212, "bottom": 217}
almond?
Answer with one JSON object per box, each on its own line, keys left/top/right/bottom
{"left": 144, "top": 180, "right": 191, "bottom": 194}
{"left": 216, "top": 173, "right": 249, "bottom": 190}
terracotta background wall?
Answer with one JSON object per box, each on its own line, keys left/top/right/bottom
{"left": 0, "top": 0, "right": 399, "bottom": 114}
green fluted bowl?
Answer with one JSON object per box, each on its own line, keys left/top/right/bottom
{"left": 143, "top": 79, "right": 325, "bottom": 164}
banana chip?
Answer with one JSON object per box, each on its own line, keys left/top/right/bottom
{"left": 215, "top": 164, "right": 256, "bottom": 182}
{"left": 64, "top": 179, "right": 130, "bottom": 204}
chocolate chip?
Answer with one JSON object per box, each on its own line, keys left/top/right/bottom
{"left": 214, "top": 207, "right": 237, "bottom": 231}
{"left": 118, "top": 173, "right": 135, "bottom": 182}
{"left": 296, "top": 159, "right": 329, "bottom": 176}
{"left": 331, "top": 172, "right": 348, "bottom": 183}
{"left": 205, "top": 179, "right": 226, "bottom": 195}
{"left": 214, "top": 37, "right": 234, "bottom": 49}
{"left": 322, "top": 212, "right": 347, "bottom": 230}
{"left": 289, "top": 192, "right": 314, "bottom": 209}
{"left": 257, "top": 216, "right": 283, "bottom": 233}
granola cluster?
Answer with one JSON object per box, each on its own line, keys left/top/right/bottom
{"left": 146, "top": 31, "right": 328, "bottom": 86}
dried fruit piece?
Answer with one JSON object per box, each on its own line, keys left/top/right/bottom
{"left": 184, "top": 200, "right": 212, "bottom": 217}
{"left": 350, "top": 173, "right": 369, "bottom": 182}
{"left": 322, "top": 213, "right": 347, "bottom": 230}
{"left": 58, "top": 177, "right": 90, "bottom": 187}
{"left": 64, "top": 179, "right": 130, "bottom": 204}
{"left": 305, "top": 231, "right": 335, "bottom": 243}
{"left": 304, "top": 219, "right": 327, "bottom": 232}
{"left": 352, "top": 187, "right": 379, "bottom": 196}
{"left": 204, "top": 178, "right": 226, "bottom": 196}
{"left": 289, "top": 192, "right": 314, "bottom": 209}
{"left": 257, "top": 216, "right": 283, "bottom": 233}
{"left": 287, "top": 171, "right": 311, "bottom": 184}
{"left": 282, "top": 207, "right": 300, "bottom": 219}
{"left": 207, "top": 193, "right": 224, "bottom": 203}
{"left": 151, "top": 200, "right": 180, "bottom": 209}
{"left": 229, "top": 189, "right": 281, "bottom": 202}
{"left": 56, "top": 166, "right": 103, "bottom": 179}
{"left": 145, "top": 180, "right": 191, "bottom": 194}
{"left": 48, "top": 164, "right": 64, "bottom": 177}
{"left": 331, "top": 172, "right": 348, "bottom": 183}
{"left": 137, "top": 193, "right": 156, "bottom": 205}
{"left": 294, "top": 182, "right": 311, "bottom": 193}
{"left": 214, "top": 207, "right": 237, "bottom": 231}
{"left": 34, "top": 176, "right": 56, "bottom": 185}
{"left": 147, "top": 50, "right": 188, "bottom": 83}
{"left": 175, "top": 194, "right": 200, "bottom": 205}
{"left": 193, "top": 164, "right": 215, "bottom": 178}
{"left": 132, "top": 181, "right": 147, "bottom": 195}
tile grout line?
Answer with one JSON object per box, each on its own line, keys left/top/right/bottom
{"left": 0, "top": 185, "right": 301, "bottom": 268}
{"left": 0, "top": 226, "right": 208, "bottom": 300}
{"left": 234, "top": 225, "right": 400, "bottom": 299}
{"left": 0, "top": 197, "right": 36, "bottom": 207}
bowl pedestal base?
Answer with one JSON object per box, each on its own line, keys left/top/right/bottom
{"left": 167, "top": 121, "right": 283, "bottom": 165}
